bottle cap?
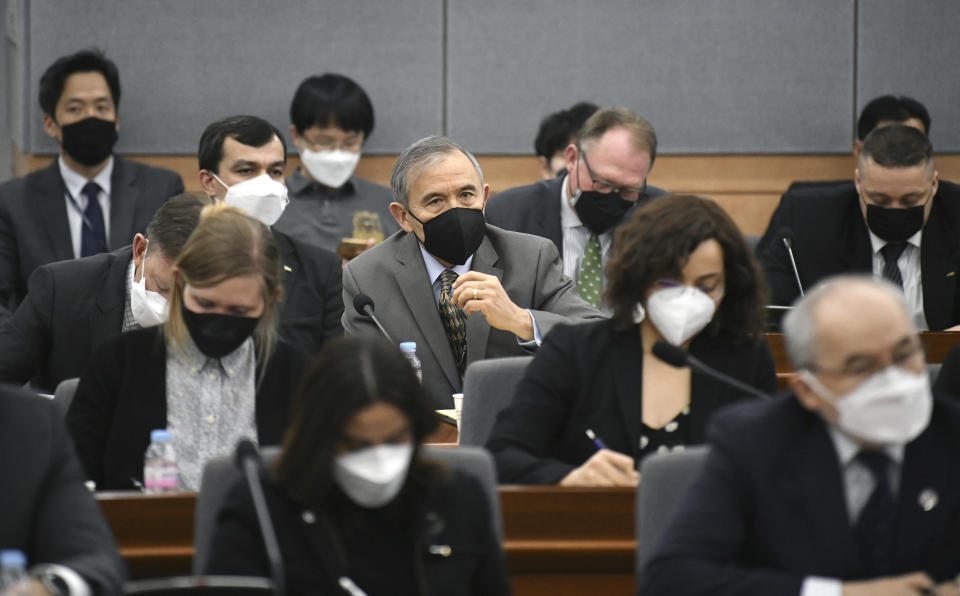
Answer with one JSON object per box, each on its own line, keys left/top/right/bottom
{"left": 399, "top": 341, "right": 417, "bottom": 352}
{"left": 150, "top": 429, "right": 172, "bottom": 442}
{"left": 0, "top": 549, "right": 26, "bottom": 567}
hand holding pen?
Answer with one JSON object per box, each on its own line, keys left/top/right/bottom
{"left": 558, "top": 429, "right": 639, "bottom": 487}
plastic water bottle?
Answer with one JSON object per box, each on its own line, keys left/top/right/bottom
{"left": 0, "top": 550, "right": 30, "bottom": 595}
{"left": 400, "top": 341, "right": 423, "bottom": 382}
{"left": 143, "top": 429, "right": 178, "bottom": 493}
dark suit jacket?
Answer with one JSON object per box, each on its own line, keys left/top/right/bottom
{"left": 640, "top": 395, "right": 960, "bottom": 595}
{"left": 272, "top": 230, "right": 344, "bottom": 354}
{"left": 0, "top": 387, "right": 125, "bottom": 594}
{"left": 0, "top": 157, "right": 183, "bottom": 308}
{"left": 342, "top": 224, "right": 603, "bottom": 407}
{"left": 485, "top": 176, "right": 668, "bottom": 254}
{"left": 205, "top": 470, "right": 511, "bottom": 595}
{"left": 0, "top": 246, "right": 131, "bottom": 392}
{"left": 933, "top": 344, "right": 960, "bottom": 398}
{"left": 756, "top": 181, "right": 960, "bottom": 329}
{"left": 66, "top": 327, "right": 307, "bottom": 490}
{"left": 486, "top": 319, "right": 777, "bottom": 484}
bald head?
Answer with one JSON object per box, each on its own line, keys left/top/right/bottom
{"left": 784, "top": 276, "right": 913, "bottom": 371}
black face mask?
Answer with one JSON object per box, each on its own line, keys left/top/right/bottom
{"left": 409, "top": 207, "right": 486, "bottom": 266}
{"left": 59, "top": 117, "right": 118, "bottom": 166}
{"left": 573, "top": 189, "right": 635, "bottom": 235}
{"left": 181, "top": 304, "right": 259, "bottom": 359}
{"left": 865, "top": 203, "right": 925, "bottom": 242}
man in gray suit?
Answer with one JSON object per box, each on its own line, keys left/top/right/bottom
{"left": 343, "top": 136, "right": 602, "bottom": 407}
{"left": 0, "top": 49, "right": 183, "bottom": 310}
{"left": 486, "top": 108, "right": 665, "bottom": 310}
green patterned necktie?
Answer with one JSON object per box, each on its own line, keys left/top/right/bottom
{"left": 438, "top": 269, "right": 467, "bottom": 376}
{"left": 578, "top": 234, "right": 602, "bottom": 308}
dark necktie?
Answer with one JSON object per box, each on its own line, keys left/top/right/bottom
{"left": 438, "top": 269, "right": 467, "bottom": 377}
{"left": 854, "top": 451, "right": 897, "bottom": 577}
{"left": 80, "top": 181, "right": 107, "bottom": 257}
{"left": 880, "top": 242, "right": 908, "bottom": 289}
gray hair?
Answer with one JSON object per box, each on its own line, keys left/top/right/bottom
{"left": 782, "top": 275, "right": 912, "bottom": 370}
{"left": 390, "top": 135, "right": 484, "bottom": 208}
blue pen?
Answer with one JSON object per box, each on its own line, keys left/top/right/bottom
{"left": 585, "top": 428, "right": 607, "bottom": 451}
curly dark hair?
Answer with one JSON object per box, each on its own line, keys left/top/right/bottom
{"left": 605, "top": 194, "right": 767, "bottom": 341}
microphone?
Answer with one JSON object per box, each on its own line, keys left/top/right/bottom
{"left": 779, "top": 227, "right": 804, "bottom": 298}
{"left": 353, "top": 293, "right": 393, "bottom": 343}
{"left": 652, "top": 340, "right": 771, "bottom": 400}
{"left": 235, "top": 440, "right": 286, "bottom": 596}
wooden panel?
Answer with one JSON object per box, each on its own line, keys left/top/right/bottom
{"left": 98, "top": 486, "right": 637, "bottom": 594}
{"left": 18, "top": 152, "right": 960, "bottom": 237}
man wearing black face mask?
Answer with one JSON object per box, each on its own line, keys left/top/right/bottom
{"left": 758, "top": 124, "right": 960, "bottom": 330}
{"left": 487, "top": 108, "right": 666, "bottom": 311}
{"left": 342, "top": 136, "right": 602, "bottom": 407}
{"left": 0, "top": 49, "right": 184, "bottom": 311}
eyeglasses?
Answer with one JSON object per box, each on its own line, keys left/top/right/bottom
{"left": 807, "top": 338, "right": 924, "bottom": 381}
{"left": 578, "top": 144, "right": 646, "bottom": 201}
{"left": 652, "top": 278, "right": 724, "bottom": 298}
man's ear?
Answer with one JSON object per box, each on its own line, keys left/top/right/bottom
{"left": 852, "top": 139, "right": 863, "bottom": 160}
{"left": 389, "top": 202, "right": 414, "bottom": 233}
{"left": 791, "top": 373, "right": 823, "bottom": 414}
{"left": 132, "top": 233, "right": 148, "bottom": 271}
{"left": 198, "top": 170, "right": 220, "bottom": 199}
{"left": 42, "top": 114, "right": 60, "bottom": 142}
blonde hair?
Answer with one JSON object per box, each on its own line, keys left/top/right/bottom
{"left": 164, "top": 203, "right": 282, "bottom": 370}
{"left": 579, "top": 107, "right": 658, "bottom": 165}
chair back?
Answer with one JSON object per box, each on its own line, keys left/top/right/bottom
{"left": 53, "top": 377, "right": 79, "bottom": 417}
{"left": 635, "top": 446, "right": 710, "bottom": 573}
{"left": 459, "top": 356, "right": 532, "bottom": 446}
{"left": 422, "top": 445, "right": 503, "bottom": 541}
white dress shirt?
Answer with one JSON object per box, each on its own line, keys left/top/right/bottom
{"left": 800, "top": 428, "right": 905, "bottom": 596}
{"left": 868, "top": 228, "right": 925, "bottom": 330}
{"left": 559, "top": 176, "right": 614, "bottom": 287}
{"left": 59, "top": 156, "right": 113, "bottom": 258}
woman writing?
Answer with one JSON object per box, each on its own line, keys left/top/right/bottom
{"left": 487, "top": 194, "right": 777, "bottom": 485}
{"left": 67, "top": 204, "right": 307, "bottom": 490}
{"left": 204, "top": 336, "right": 511, "bottom": 595}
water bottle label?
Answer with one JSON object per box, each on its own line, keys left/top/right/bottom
{"left": 144, "top": 463, "right": 178, "bottom": 491}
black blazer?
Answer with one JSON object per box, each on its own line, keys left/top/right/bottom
{"left": 486, "top": 319, "right": 777, "bottom": 484}
{"left": 0, "top": 246, "right": 131, "bottom": 392}
{"left": 205, "top": 469, "right": 511, "bottom": 595}
{"left": 756, "top": 181, "right": 960, "bottom": 329}
{"left": 485, "top": 176, "right": 669, "bottom": 254}
{"left": 640, "top": 395, "right": 960, "bottom": 594}
{"left": 0, "top": 387, "right": 125, "bottom": 594}
{"left": 0, "top": 158, "right": 183, "bottom": 308}
{"left": 66, "top": 327, "right": 307, "bottom": 490}
{"left": 273, "top": 229, "right": 344, "bottom": 355}
{"left": 933, "top": 344, "right": 960, "bottom": 398}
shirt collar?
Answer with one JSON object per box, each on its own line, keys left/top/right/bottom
{"left": 418, "top": 242, "right": 473, "bottom": 286}
{"left": 827, "top": 425, "right": 904, "bottom": 467}
{"left": 867, "top": 227, "right": 922, "bottom": 255}
{"left": 559, "top": 174, "right": 587, "bottom": 230}
{"left": 287, "top": 167, "right": 356, "bottom": 198}
{"left": 178, "top": 332, "right": 254, "bottom": 377}
{"left": 58, "top": 155, "right": 114, "bottom": 200}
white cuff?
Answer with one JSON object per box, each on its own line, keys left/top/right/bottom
{"left": 800, "top": 576, "right": 842, "bottom": 596}
{"left": 31, "top": 563, "right": 91, "bottom": 596}
{"left": 516, "top": 310, "right": 542, "bottom": 348}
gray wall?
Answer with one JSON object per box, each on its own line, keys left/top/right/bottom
{"left": 8, "top": 0, "right": 960, "bottom": 156}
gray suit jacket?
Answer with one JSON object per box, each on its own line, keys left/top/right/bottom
{"left": 342, "top": 224, "right": 603, "bottom": 407}
{"left": 0, "top": 157, "right": 183, "bottom": 308}
{"left": 485, "top": 175, "right": 668, "bottom": 255}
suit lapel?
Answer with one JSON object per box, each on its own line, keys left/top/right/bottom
{"left": 839, "top": 198, "right": 873, "bottom": 272}
{"left": 393, "top": 235, "right": 460, "bottom": 389}
{"left": 465, "top": 236, "right": 501, "bottom": 367}
{"left": 36, "top": 162, "right": 74, "bottom": 261}
{"left": 919, "top": 201, "right": 960, "bottom": 330}
{"left": 894, "top": 416, "right": 960, "bottom": 570}
{"left": 90, "top": 249, "right": 132, "bottom": 346}
{"left": 109, "top": 158, "right": 138, "bottom": 249}
{"left": 533, "top": 178, "right": 564, "bottom": 252}
{"left": 612, "top": 328, "right": 643, "bottom": 456}
{"left": 779, "top": 421, "right": 859, "bottom": 575}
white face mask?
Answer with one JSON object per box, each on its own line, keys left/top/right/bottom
{"left": 333, "top": 443, "right": 413, "bottom": 508}
{"left": 800, "top": 367, "right": 933, "bottom": 446}
{"left": 214, "top": 173, "right": 289, "bottom": 226}
{"left": 130, "top": 243, "right": 169, "bottom": 327}
{"left": 300, "top": 148, "right": 360, "bottom": 189}
{"left": 644, "top": 286, "right": 717, "bottom": 345}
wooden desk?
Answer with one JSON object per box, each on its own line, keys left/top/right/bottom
{"left": 98, "top": 486, "right": 637, "bottom": 596}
